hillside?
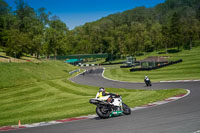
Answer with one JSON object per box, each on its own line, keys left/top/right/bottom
{"left": 0, "top": 61, "right": 78, "bottom": 89}
{"left": 72, "top": 0, "right": 200, "bottom": 56}
{"left": 104, "top": 46, "right": 200, "bottom": 82}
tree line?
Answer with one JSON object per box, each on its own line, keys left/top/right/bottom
{"left": 0, "top": 0, "right": 200, "bottom": 59}
{"left": 73, "top": 0, "right": 200, "bottom": 57}
{"left": 0, "top": 0, "right": 68, "bottom": 58}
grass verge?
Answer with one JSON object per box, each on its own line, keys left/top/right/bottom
{"left": 104, "top": 46, "right": 200, "bottom": 82}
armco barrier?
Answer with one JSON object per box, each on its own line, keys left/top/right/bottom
{"left": 130, "top": 59, "right": 183, "bottom": 72}
{"left": 101, "top": 62, "right": 124, "bottom": 65}
{"left": 120, "top": 65, "right": 133, "bottom": 68}
{"left": 120, "top": 62, "right": 140, "bottom": 68}
{"left": 69, "top": 69, "right": 80, "bottom": 75}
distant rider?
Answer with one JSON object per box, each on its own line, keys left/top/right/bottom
{"left": 144, "top": 76, "right": 151, "bottom": 86}
{"left": 144, "top": 76, "right": 150, "bottom": 82}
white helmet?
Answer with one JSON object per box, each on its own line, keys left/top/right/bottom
{"left": 99, "top": 87, "right": 105, "bottom": 92}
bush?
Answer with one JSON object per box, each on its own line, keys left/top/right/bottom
{"left": 193, "top": 40, "right": 200, "bottom": 47}
{"left": 183, "top": 43, "right": 191, "bottom": 50}
{"left": 167, "top": 49, "right": 181, "bottom": 53}
{"left": 0, "top": 47, "right": 3, "bottom": 52}
{"left": 157, "top": 51, "right": 166, "bottom": 54}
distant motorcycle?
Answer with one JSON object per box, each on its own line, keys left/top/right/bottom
{"left": 89, "top": 95, "right": 131, "bottom": 119}
{"left": 145, "top": 79, "right": 152, "bottom": 86}
{"left": 144, "top": 76, "right": 152, "bottom": 87}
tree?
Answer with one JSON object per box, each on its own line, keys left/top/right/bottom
{"left": 15, "top": 0, "right": 36, "bottom": 33}
{"left": 169, "top": 12, "right": 182, "bottom": 49}
{"left": 0, "top": 0, "right": 10, "bottom": 15}
{"left": 149, "top": 23, "right": 162, "bottom": 50}
{"left": 4, "top": 29, "right": 31, "bottom": 58}
{"left": 0, "top": 0, "right": 11, "bottom": 47}
{"left": 44, "top": 19, "right": 68, "bottom": 58}
{"left": 180, "top": 7, "right": 199, "bottom": 49}
{"left": 161, "top": 24, "right": 170, "bottom": 52}
{"left": 130, "top": 22, "right": 146, "bottom": 54}
{"left": 37, "top": 7, "right": 51, "bottom": 25}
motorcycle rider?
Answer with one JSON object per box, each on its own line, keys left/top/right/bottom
{"left": 96, "top": 87, "right": 119, "bottom": 103}
{"left": 144, "top": 76, "right": 149, "bottom": 81}
{"left": 89, "top": 87, "right": 131, "bottom": 118}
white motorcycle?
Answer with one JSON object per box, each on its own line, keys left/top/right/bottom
{"left": 89, "top": 93, "right": 131, "bottom": 118}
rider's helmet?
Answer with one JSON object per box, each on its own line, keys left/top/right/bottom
{"left": 145, "top": 76, "right": 148, "bottom": 79}
{"left": 99, "top": 87, "right": 105, "bottom": 92}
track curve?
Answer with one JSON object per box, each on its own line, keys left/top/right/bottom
{"left": 6, "top": 67, "right": 200, "bottom": 133}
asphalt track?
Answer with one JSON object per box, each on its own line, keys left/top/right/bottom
{"left": 5, "top": 67, "right": 200, "bottom": 133}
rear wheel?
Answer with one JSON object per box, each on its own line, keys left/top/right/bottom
{"left": 96, "top": 105, "right": 110, "bottom": 119}
{"left": 122, "top": 103, "right": 131, "bottom": 115}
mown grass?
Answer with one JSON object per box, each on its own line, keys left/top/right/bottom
{"left": 104, "top": 47, "right": 200, "bottom": 82}
{"left": 0, "top": 61, "right": 78, "bottom": 89}
{"left": 0, "top": 61, "right": 186, "bottom": 127}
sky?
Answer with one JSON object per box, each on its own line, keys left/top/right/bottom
{"left": 5, "top": 0, "right": 166, "bottom": 30}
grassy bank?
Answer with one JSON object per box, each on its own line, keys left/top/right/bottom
{"left": 0, "top": 61, "right": 79, "bottom": 89}
{"left": 104, "top": 47, "right": 200, "bottom": 82}
{"left": 0, "top": 61, "right": 186, "bottom": 127}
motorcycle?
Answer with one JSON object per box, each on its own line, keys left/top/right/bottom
{"left": 145, "top": 79, "right": 152, "bottom": 86}
{"left": 89, "top": 94, "right": 131, "bottom": 119}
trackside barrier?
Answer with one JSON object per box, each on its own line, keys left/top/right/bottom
{"left": 120, "top": 65, "right": 133, "bottom": 68}
{"left": 76, "top": 62, "right": 124, "bottom": 66}
{"left": 76, "top": 64, "right": 98, "bottom": 67}
{"left": 69, "top": 69, "right": 80, "bottom": 75}
{"left": 101, "top": 62, "right": 124, "bottom": 65}
{"left": 120, "top": 62, "right": 140, "bottom": 68}
{"left": 130, "top": 59, "right": 183, "bottom": 72}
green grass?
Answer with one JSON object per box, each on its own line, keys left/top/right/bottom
{"left": 104, "top": 47, "right": 200, "bottom": 82}
{"left": 0, "top": 61, "right": 79, "bottom": 89}
{"left": 0, "top": 61, "right": 186, "bottom": 127}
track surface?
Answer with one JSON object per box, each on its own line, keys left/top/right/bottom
{"left": 5, "top": 68, "right": 200, "bottom": 133}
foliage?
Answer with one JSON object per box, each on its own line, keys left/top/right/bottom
{"left": 0, "top": 0, "right": 199, "bottom": 59}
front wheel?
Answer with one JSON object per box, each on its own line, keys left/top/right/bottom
{"left": 145, "top": 81, "right": 149, "bottom": 86}
{"left": 122, "top": 103, "right": 131, "bottom": 115}
{"left": 96, "top": 105, "right": 111, "bottom": 119}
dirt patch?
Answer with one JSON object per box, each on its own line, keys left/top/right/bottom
{"left": 0, "top": 52, "right": 41, "bottom": 63}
